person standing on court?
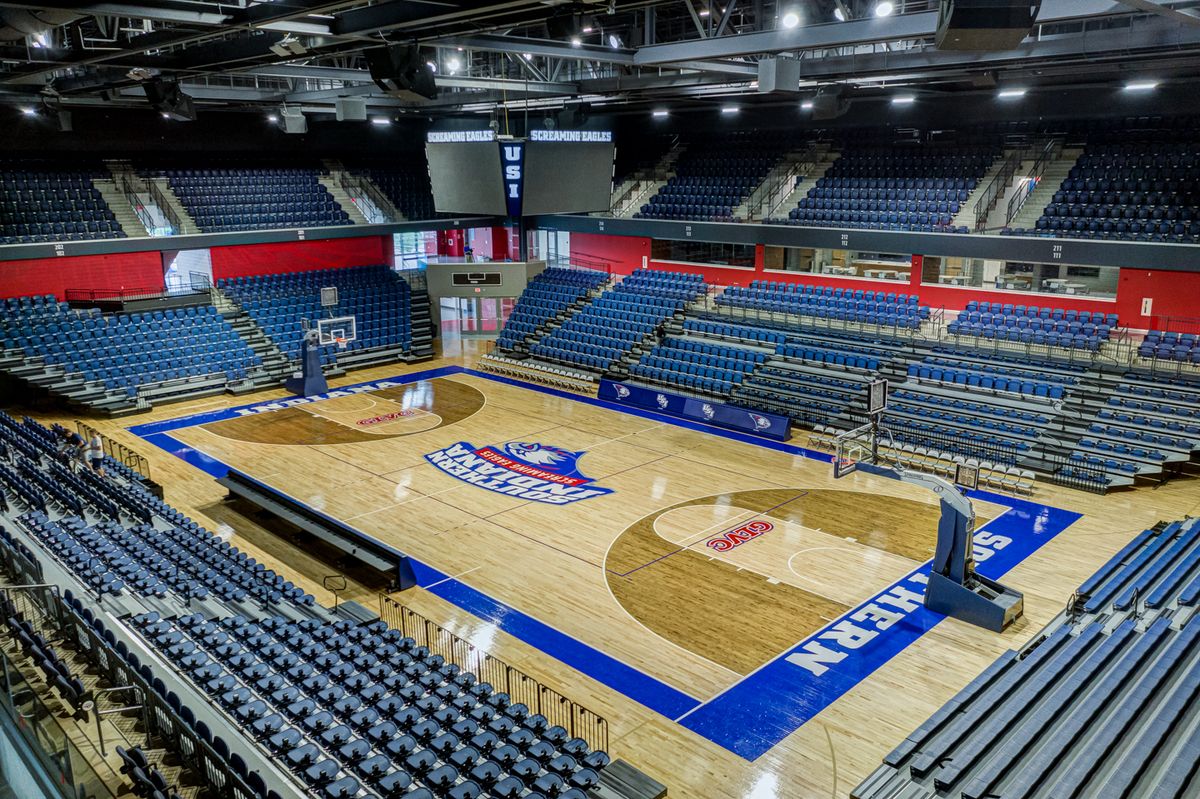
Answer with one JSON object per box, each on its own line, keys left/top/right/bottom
{"left": 85, "top": 432, "right": 106, "bottom": 477}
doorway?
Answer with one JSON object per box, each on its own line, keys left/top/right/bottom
{"left": 438, "top": 296, "right": 515, "bottom": 337}
{"left": 162, "top": 249, "right": 213, "bottom": 294}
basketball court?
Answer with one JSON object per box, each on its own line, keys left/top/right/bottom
{"left": 130, "top": 365, "right": 1083, "bottom": 760}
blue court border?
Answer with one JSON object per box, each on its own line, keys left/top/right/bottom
{"left": 129, "top": 365, "right": 1082, "bottom": 759}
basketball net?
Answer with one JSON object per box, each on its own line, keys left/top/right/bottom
{"left": 335, "top": 337, "right": 347, "bottom": 350}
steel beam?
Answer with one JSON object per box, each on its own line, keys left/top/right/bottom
{"left": 439, "top": 34, "right": 636, "bottom": 65}
{"left": 633, "top": 0, "right": 1152, "bottom": 65}
{"left": 1116, "top": 0, "right": 1200, "bottom": 25}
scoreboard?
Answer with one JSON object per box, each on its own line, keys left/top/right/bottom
{"left": 425, "top": 129, "right": 615, "bottom": 218}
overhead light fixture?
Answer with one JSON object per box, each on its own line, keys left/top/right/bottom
{"left": 699, "top": 8, "right": 710, "bottom": 16}
{"left": 456, "top": 46, "right": 464, "bottom": 52}
{"left": 875, "top": 1, "right": 895, "bottom": 17}
{"left": 371, "top": 117, "right": 391, "bottom": 125}
{"left": 267, "top": 114, "right": 279, "bottom": 122}
{"left": 446, "top": 57, "right": 462, "bottom": 73}
{"left": 892, "top": 95, "right": 915, "bottom": 104}
{"left": 652, "top": 109, "right": 669, "bottom": 117}
{"left": 582, "top": 25, "right": 594, "bottom": 32}
{"left": 522, "top": 52, "right": 533, "bottom": 59}
{"left": 426, "top": 60, "right": 437, "bottom": 72}
{"left": 781, "top": 10, "right": 800, "bottom": 28}
{"left": 569, "top": 36, "right": 582, "bottom": 46}
{"left": 269, "top": 35, "right": 307, "bottom": 57}
{"left": 20, "top": 107, "right": 36, "bottom": 116}
{"left": 1124, "top": 80, "right": 1159, "bottom": 91}
{"left": 834, "top": 6, "right": 847, "bottom": 21}
{"left": 126, "top": 67, "right": 154, "bottom": 82}
{"left": 801, "top": 100, "right": 814, "bottom": 109}
{"left": 608, "top": 33, "right": 621, "bottom": 48}
{"left": 161, "top": 112, "right": 170, "bottom": 119}
{"left": 30, "top": 32, "right": 47, "bottom": 49}
{"left": 721, "top": 105, "right": 739, "bottom": 114}
{"left": 998, "top": 88, "right": 1027, "bottom": 98}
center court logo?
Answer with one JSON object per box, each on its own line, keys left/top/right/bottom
{"left": 424, "top": 441, "right": 614, "bottom": 504}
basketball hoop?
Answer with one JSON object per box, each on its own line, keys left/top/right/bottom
{"left": 334, "top": 337, "right": 348, "bottom": 350}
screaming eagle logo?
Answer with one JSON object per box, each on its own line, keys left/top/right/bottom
{"left": 749, "top": 413, "right": 773, "bottom": 431}
{"left": 424, "top": 441, "right": 614, "bottom": 504}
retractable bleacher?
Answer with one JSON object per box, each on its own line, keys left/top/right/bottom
{"left": 528, "top": 269, "right": 707, "bottom": 374}
{"left": 855, "top": 517, "right": 1200, "bottom": 799}
{"left": 0, "top": 294, "right": 261, "bottom": 414}
{"left": 218, "top": 265, "right": 431, "bottom": 370}
{"left": 0, "top": 412, "right": 656, "bottom": 799}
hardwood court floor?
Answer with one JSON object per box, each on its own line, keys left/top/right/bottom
{"left": 167, "top": 371, "right": 1006, "bottom": 697}
{"left": 21, "top": 337, "right": 1200, "bottom": 798}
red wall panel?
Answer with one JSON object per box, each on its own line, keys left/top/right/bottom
{"left": 569, "top": 233, "right": 649, "bottom": 273}
{"left": 209, "top": 236, "right": 390, "bottom": 280}
{"left": 1116, "top": 269, "right": 1200, "bottom": 330}
{"left": 0, "top": 251, "right": 164, "bottom": 300}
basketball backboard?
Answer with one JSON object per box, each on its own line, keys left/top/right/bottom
{"left": 317, "top": 315, "right": 357, "bottom": 348}
{"left": 833, "top": 422, "right": 877, "bottom": 479}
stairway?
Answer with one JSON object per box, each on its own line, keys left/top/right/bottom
{"left": 317, "top": 173, "right": 370, "bottom": 225}
{"left": 503, "top": 281, "right": 609, "bottom": 359}
{"left": 213, "top": 288, "right": 293, "bottom": 390}
{"left": 322, "top": 159, "right": 402, "bottom": 223}
{"left": 611, "top": 143, "right": 686, "bottom": 217}
{"left": 1007, "top": 147, "right": 1085, "bottom": 231}
{"left": 407, "top": 284, "right": 435, "bottom": 360}
{"left": 767, "top": 150, "right": 840, "bottom": 220}
{"left": 103, "top": 160, "right": 200, "bottom": 236}
{"left": 950, "top": 148, "right": 1019, "bottom": 230}
{"left": 92, "top": 176, "right": 149, "bottom": 238}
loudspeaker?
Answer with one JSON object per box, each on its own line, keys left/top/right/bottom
{"left": 335, "top": 97, "right": 367, "bottom": 121}
{"left": 935, "top": 0, "right": 1041, "bottom": 51}
{"left": 280, "top": 106, "right": 307, "bottom": 134}
{"left": 365, "top": 44, "right": 438, "bottom": 101}
{"left": 144, "top": 79, "right": 196, "bottom": 121}
{"left": 811, "top": 86, "right": 849, "bottom": 120}
{"left": 757, "top": 58, "right": 802, "bottom": 94}
{"left": 55, "top": 110, "right": 72, "bottom": 132}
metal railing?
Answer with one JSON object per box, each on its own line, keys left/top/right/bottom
{"left": 73, "top": 422, "right": 151, "bottom": 481}
{"left": 609, "top": 177, "right": 662, "bottom": 217}
{"left": 144, "top": 176, "right": 186, "bottom": 235}
{"left": 972, "top": 146, "right": 1027, "bottom": 232}
{"left": 550, "top": 253, "right": 614, "bottom": 275}
{"left": 1004, "top": 138, "right": 1063, "bottom": 228}
{"left": 112, "top": 171, "right": 185, "bottom": 237}
{"left": 64, "top": 276, "right": 211, "bottom": 305}
{"left": 697, "top": 294, "right": 934, "bottom": 344}
{"left": 0, "top": 541, "right": 259, "bottom": 799}
{"left": 338, "top": 171, "right": 396, "bottom": 223}
{"left": 1131, "top": 314, "right": 1200, "bottom": 378}
{"left": 0, "top": 636, "right": 122, "bottom": 799}
{"left": 111, "top": 171, "right": 157, "bottom": 236}
{"left": 379, "top": 595, "right": 608, "bottom": 752}
{"left": 744, "top": 143, "right": 823, "bottom": 222}
{"left": 608, "top": 138, "right": 685, "bottom": 216}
